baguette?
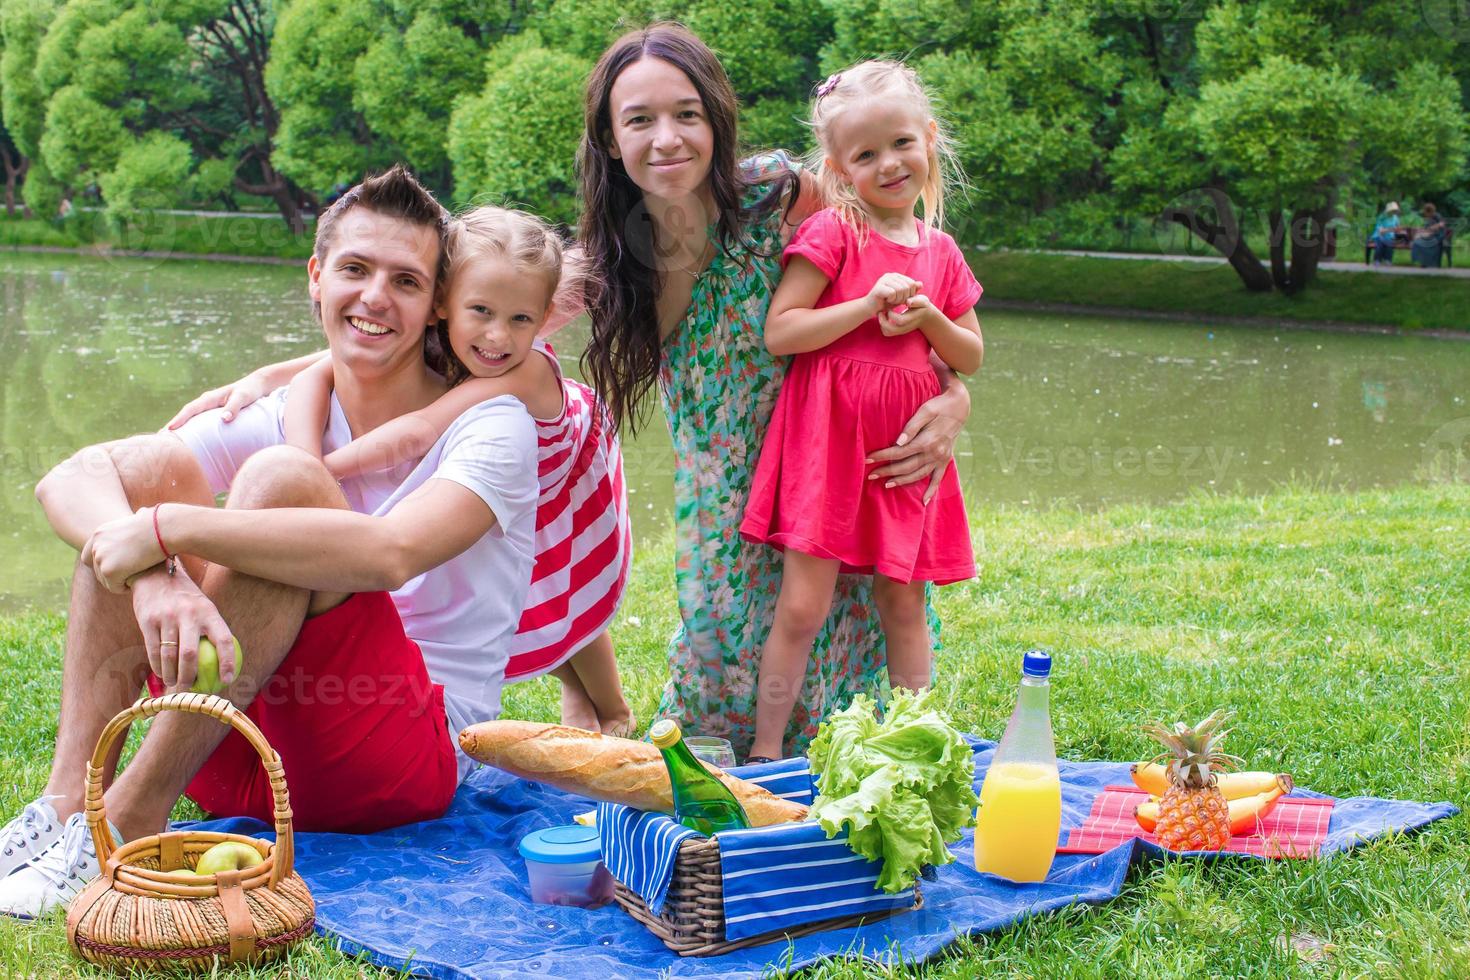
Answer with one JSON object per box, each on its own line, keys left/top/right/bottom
{"left": 459, "top": 720, "right": 808, "bottom": 827}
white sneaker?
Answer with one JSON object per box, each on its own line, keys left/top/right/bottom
{"left": 0, "top": 812, "right": 119, "bottom": 920}
{"left": 0, "top": 797, "right": 65, "bottom": 882}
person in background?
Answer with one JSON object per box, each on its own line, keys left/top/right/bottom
{"left": 1370, "top": 201, "right": 1400, "bottom": 265}
{"left": 1411, "top": 203, "right": 1448, "bottom": 268}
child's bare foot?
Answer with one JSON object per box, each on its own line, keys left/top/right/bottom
{"left": 560, "top": 705, "right": 599, "bottom": 732}
{"left": 599, "top": 712, "right": 637, "bottom": 739}
{"left": 555, "top": 666, "right": 600, "bottom": 732}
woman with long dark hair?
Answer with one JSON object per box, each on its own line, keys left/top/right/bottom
{"left": 578, "top": 24, "right": 971, "bottom": 760}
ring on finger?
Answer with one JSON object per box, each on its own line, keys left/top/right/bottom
{"left": 159, "top": 640, "right": 178, "bottom": 648}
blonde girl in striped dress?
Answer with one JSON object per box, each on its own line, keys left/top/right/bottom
{"left": 282, "top": 206, "right": 635, "bottom": 735}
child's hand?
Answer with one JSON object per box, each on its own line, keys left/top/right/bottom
{"left": 878, "top": 293, "right": 936, "bottom": 337}
{"left": 866, "top": 273, "right": 921, "bottom": 315}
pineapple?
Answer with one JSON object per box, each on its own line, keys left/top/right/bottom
{"left": 1142, "top": 710, "right": 1243, "bottom": 851}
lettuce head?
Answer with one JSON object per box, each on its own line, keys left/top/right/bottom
{"left": 808, "top": 688, "right": 979, "bottom": 893}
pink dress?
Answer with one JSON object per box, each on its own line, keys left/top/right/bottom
{"left": 740, "top": 209, "right": 980, "bottom": 585}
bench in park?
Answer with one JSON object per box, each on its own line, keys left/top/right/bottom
{"left": 1362, "top": 226, "right": 1455, "bottom": 267}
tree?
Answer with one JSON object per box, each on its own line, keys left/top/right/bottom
{"left": 448, "top": 34, "right": 590, "bottom": 224}
{"left": 685, "top": 0, "right": 828, "bottom": 104}
{"left": 817, "top": 0, "right": 1467, "bottom": 292}
{"left": 352, "top": 9, "right": 487, "bottom": 172}
{"left": 0, "top": 122, "right": 21, "bottom": 216}
{"left": 920, "top": 3, "right": 1121, "bottom": 217}
{"left": 265, "top": 0, "right": 395, "bottom": 193}
{"left": 27, "top": 0, "right": 311, "bottom": 231}
{"left": 0, "top": 48, "right": 23, "bottom": 215}
{"left": 267, "top": 0, "right": 532, "bottom": 197}
{"left": 97, "top": 131, "right": 194, "bottom": 216}
{"left": 0, "top": 19, "right": 12, "bottom": 214}
{"left": 685, "top": 0, "right": 831, "bottom": 155}
{"left": 0, "top": 0, "right": 58, "bottom": 216}
{"left": 190, "top": 0, "right": 310, "bottom": 230}
{"left": 1109, "top": 0, "right": 1468, "bottom": 293}
{"left": 818, "top": 0, "right": 997, "bottom": 75}
{"left": 533, "top": 0, "right": 678, "bottom": 61}
{"left": 1192, "top": 56, "right": 1368, "bottom": 291}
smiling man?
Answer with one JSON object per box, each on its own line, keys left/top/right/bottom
{"left": 0, "top": 166, "right": 538, "bottom": 919}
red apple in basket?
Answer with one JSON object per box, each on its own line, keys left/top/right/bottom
{"left": 195, "top": 841, "right": 265, "bottom": 876}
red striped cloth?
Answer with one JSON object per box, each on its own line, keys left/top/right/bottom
{"left": 503, "top": 345, "right": 631, "bottom": 681}
{"left": 1059, "top": 786, "right": 1334, "bottom": 859}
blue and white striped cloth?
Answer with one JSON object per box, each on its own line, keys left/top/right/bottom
{"left": 596, "top": 803, "right": 699, "bottom": 915}
{"left": 597, "top": 758, "right": 917, "bottom": 940}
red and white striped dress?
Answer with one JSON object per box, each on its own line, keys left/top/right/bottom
{"left": 503, "top": 344, "right": 632, "bottom": 681}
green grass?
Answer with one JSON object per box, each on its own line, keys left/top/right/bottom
{"left": 1, "top": 483, "right": 1467, "bottom": 976}
{"left": 0, "top": 211, "right": 312, "bottom": 261}
{"left": 973, "top": 250, "right": 1470, "bottom": 333}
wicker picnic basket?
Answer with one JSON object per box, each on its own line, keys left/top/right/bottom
{"left": 65, "top": 693, "right": 315, "bottom": 971}
{"left": 613, "top": 834, "right": 921, "bottom": 957}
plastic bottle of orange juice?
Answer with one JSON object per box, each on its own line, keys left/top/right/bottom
{"left": 974, "top": 650, "right": 1062, "bottom": 882}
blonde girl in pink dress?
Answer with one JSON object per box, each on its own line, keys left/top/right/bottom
{"left": 740, "top": 61, "right": 984, "bottom": 762}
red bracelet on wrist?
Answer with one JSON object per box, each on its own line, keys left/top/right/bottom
{"left": 151, "top": 505, "right": 178, "bottom": 576}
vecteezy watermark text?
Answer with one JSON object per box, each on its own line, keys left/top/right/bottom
{"left": 977, "top": 435, "right": 1237, "bottom": 482}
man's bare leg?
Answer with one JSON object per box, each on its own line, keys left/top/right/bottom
{"left": 39, "top": 437, "right": 216, "bottom": 821}
{"left": 104, "top": 445, "right": 351, "bottom": 841}
{"left": 44, "top": 443, "right": 350, "bottom": 842}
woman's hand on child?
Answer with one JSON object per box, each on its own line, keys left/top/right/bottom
{"left": 878, "top": 294, "right": 936, "bottom": 337}
{"left": 865, "top": 383, "right": 968, "bottom": 504}
{"left": 866, "top": 273, "right": 921, "bottom": 315}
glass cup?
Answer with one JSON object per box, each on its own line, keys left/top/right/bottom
{"left": 684, "top": 736, "right": 737, "bottom": 769}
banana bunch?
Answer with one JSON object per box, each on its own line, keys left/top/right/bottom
{"left": 1130, "top": 763, "right": 1295, "bottom": 837}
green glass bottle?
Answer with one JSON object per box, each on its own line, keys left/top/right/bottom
{"left": 649, "top": 719, "right": 751, "bottom": 835}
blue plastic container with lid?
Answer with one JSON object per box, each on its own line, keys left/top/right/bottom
{"left": 518, "top": 825, "right": 615, "bottom": 909}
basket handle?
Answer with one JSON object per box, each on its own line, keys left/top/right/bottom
{"left": 84, "top": 693, "right": 295, "bottom": 886}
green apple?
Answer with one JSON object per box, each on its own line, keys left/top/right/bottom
{"left": 190, "top": 637, "right": 242, "bottom": 695}
{"left": 195, "top": 841, "right": 265, "bottom": 876}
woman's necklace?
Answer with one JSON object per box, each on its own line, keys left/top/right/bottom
{"left": 659, "top": 233, "right": 715, "bottom": 282}
{"left": 669, "top": 230, "right": 715, "bottom": 276}
{"left": 648, "top": 191, "right": 717, "bottom": 277}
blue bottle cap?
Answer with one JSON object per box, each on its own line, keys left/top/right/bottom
{"left": 518, "top": 825, "right": 603, "bottom": 865}
{"left": 1022, "top": 649, "right": 1052, "bottom": 677}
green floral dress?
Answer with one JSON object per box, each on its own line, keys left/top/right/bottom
{"left": 654, "top": 155, "right": 939, "bottom": 758}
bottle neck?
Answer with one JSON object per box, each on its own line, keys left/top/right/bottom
{"left": 1018, "top": 675, "right": 1050, "bottom": 709}
{"left": 993, "top": 672, "right": 1056, "bottom": 767}
{"left": 659, "top": 738, "right": 701, "bottom": 775}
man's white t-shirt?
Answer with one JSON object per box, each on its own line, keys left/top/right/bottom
{"left": 175, "top": 387, "right": 538, "bottom": 782}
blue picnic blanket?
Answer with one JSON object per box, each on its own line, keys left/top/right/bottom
{"left": 188, "top": 737, "right": 1457, "bottom": 979}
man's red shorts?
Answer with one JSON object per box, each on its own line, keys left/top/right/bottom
{"left": 148, "top": 591, "right": 458, "bottom": 834}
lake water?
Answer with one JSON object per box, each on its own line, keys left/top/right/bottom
{"left": 2, "top": 251, "right": 1467, "bottom": 612}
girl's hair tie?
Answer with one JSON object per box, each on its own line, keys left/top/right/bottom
{"left": 815, "top": 73, "right": 842, "bottom": 98}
